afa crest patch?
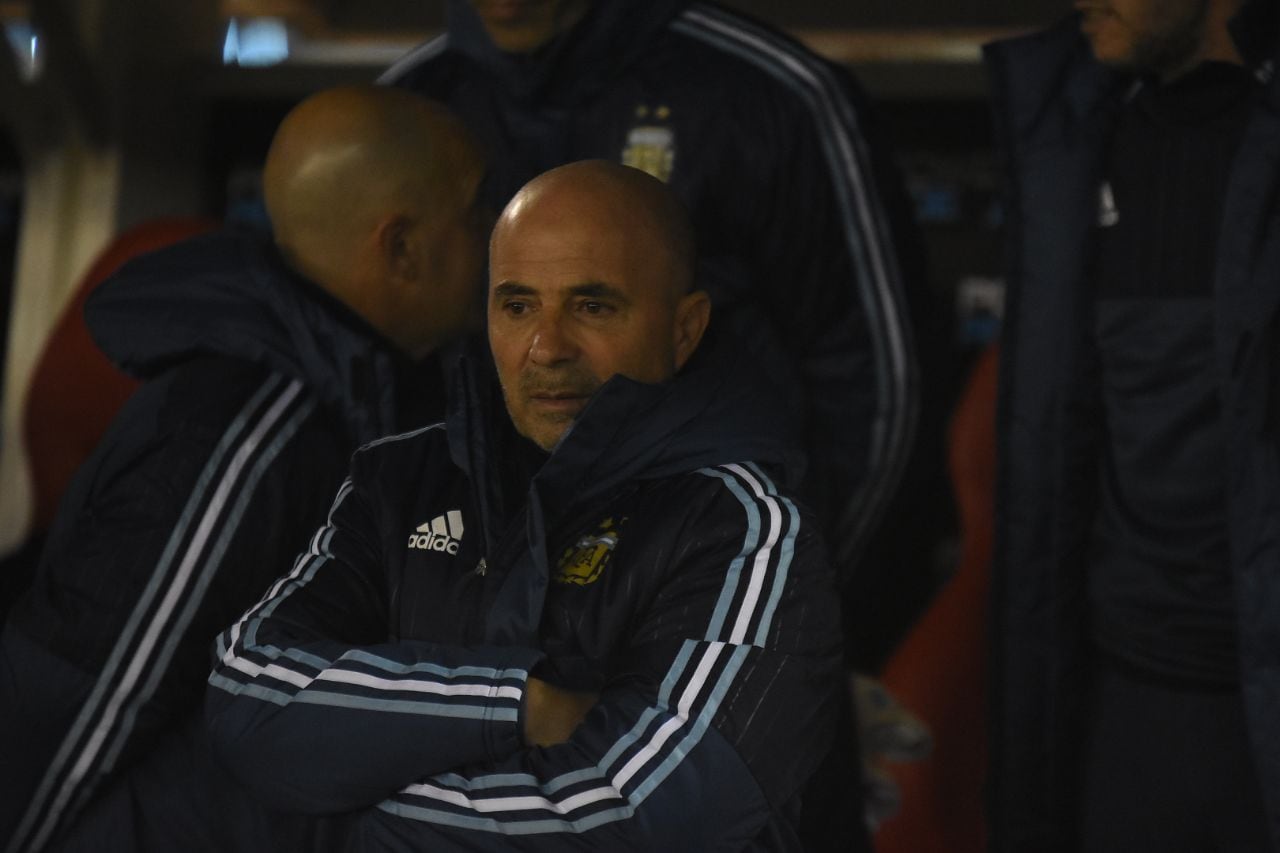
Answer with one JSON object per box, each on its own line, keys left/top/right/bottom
{"left": 621, "top": 104, "right": 675, "bottom": 183}
{"left": 554, "top": 517, "right": 627, "bottom": 586}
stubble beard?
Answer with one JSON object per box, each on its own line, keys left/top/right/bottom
{"left": 504, "top": 365, "right": 600, "bottom": 451}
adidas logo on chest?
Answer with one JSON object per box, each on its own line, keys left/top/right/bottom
{"left": 407, "top": 509, "right": 464, "bottom": 555}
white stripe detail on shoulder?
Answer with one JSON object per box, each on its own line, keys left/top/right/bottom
{"left": 360, "top": 421, "right": 445, "bottom": 452}
{"left": 721, "top": 464, "right": 783, "bottom": 645}
{"left": 377, "top": 33, "right": 450, "bottom": 84}
{"left": 218, "top": 476, "right": 353, "bottom": 665}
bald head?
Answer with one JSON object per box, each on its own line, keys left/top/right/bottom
{"left": 492, "top": 160, "right": 696, "bottom": 299}
{"left": 487, "top": 161, "right": 709, "bottom": 450}
{"left": 265, "top": 86, "right": 486, "bottom": 357}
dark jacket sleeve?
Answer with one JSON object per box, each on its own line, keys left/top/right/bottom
{"left": 807, "top": 66, "right": 922, "bottom": 574}
{"left": 205, "top": 468, "right": 542, "bottom": 814}
{"left": 0, "top": 370, "right": 336, "bottom": 850}
{"left": 693, "top": 13, "right": 922, "bottom": 576}
{"left": 338, "top": 462, "right": 843, "bottom": 851}
{"left": 739, "top": 51, "right": 941, "bottom": 669}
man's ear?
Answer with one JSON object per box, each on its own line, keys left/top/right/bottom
{"left": 377, "top": 213, "right": 418, "bottom": 284}
{"left": 673, "top": 290, "right": 711, "bottom": 371}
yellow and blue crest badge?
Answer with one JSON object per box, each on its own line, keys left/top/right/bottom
{"left": 554, "top": 517, "right": 627, "bottom": 586}
{"left": 621, "top": 104, "right": 675, "bottom": 183}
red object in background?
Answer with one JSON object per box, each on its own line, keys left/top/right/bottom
{"left": 21, "top": 217, "right": 218, "bottom": 534}
{"left": 875, "top": 344, "right": 998, "bottom": 853}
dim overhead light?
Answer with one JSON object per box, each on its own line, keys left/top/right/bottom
{"left": 4, "top": 20, "right": 43, "bottom": 82}
{"left": 222, "top": 18, "right": 290, "bottom": 68}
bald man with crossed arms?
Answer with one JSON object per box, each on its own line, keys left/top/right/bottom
{"left": 0, "top": 86, "right": 486, "bottom": 851}
{"left": 206, "top": 161, "right": 843, "bottom": 851}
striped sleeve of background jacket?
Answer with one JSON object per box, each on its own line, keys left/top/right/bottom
{"left": 209, "top": 459, "right": 842, "bottom": 850}
{"left": 668, "top": 4, "right": 921, "bottom": 574}
{"left": 1, "top": 369, "right": 333, "bottom": 853}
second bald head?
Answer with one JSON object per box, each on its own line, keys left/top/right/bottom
{"left": 263, "top": 86, "right": 487, "bottom": 359}
{"left": 264, "top": 86, "right": 479, "bottom": 281}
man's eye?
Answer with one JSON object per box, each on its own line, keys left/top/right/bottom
{"left": 579, "top": 300, "right": 612, "bottom": 315}
{"left": 502, "top": 301, "right": 528, "bottom": 316}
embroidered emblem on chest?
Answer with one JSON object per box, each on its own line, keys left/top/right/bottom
{"left": 554, "top": 516, "right": 627, "bottom": 586}
{"left": 621, "top": 104, "right": 675, "bottom": 183}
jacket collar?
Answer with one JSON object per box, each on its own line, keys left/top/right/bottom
{"left": 446, "top": 324, "right": 802, "bottom": 648}
{"left": 445, "top": 324, "right": 801, "bottom": 539}
{"left": 86, "top": 229, "right": 425, "bottom": 444}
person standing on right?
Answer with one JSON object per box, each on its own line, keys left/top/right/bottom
{"left": 986, "top": 0, "right": 1280, "bottom": 851}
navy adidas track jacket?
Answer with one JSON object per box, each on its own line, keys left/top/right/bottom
{"left": 206, "top": 338, "right": 845, "bottom": 850}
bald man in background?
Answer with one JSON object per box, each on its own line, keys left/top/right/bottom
{"left": 0, "top": 86, "right": 485, "bottom": 852}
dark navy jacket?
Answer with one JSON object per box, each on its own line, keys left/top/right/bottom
{"left": 206, "top": 335, "right": 845, "bottom": 851}
{"left": 985, "top": 4, "right": 1280, "bottom": 850}
{"left": 0, "top": 230, "right": 441, "bottom": 851}
{"left": 381, "top": 0, "right": 921, "bottom": 580}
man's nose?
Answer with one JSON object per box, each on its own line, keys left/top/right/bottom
{"left": 528, "top": 312, "right": 578, "bottom": 365}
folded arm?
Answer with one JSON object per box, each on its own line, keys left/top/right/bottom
{"left": 206, "top": 475, "right": 545, "bottom": 813}
{"left": 349, "top": 462, "right": 844, "bottom": 850}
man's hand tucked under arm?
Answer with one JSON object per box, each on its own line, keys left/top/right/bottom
{"left": 523, "top": 677, "right": 598, "bottom": 747}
